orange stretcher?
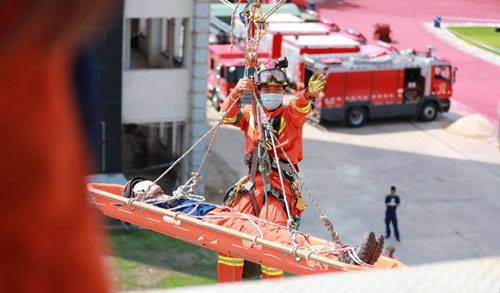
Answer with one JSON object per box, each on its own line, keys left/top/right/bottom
{"left": 88, "top": 183, "right": 405, "bottom": 275}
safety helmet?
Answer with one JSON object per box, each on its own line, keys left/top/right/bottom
{"left": 256, "top": 57, "right": 288, "bottom": 86}
{"left": 132, "top": 180, "right": 156, "bottom": 194}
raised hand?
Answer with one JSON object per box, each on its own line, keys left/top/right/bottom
{"left": 307, "top": 72, "right": 326, "bottom": 97}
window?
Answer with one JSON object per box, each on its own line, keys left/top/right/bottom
{"left": 122, "top": 122, "right": 186, "bottom": 172}
{"left": 434, "top": 66, "right": 451, "bottom": 82}
{"left": 125, "top": 17, "right": 189, "bottom": 69}
{"left": 216, "top": 65, "right": 224, "bottom": 78}
{"left": 226, "top": 66, "right": 255, "bottom": 83}
{"left": 162, "top": 17, "right": 188, "bottom": 68}
{"left": 210, "top": 56, "right": 215, "bottom": 70}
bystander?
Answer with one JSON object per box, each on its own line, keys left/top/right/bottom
{"left": 385, "top": 186, "right": 400, "bottom": 241}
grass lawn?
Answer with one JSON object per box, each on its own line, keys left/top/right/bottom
{"left": 448, "top": 26, "right": 500, "bottom": 56}
{"left": 108, "top": 229, "right": 295, "bottom": 290}
{"left": 108, "top": 229, "right": 218, "bottom": 291}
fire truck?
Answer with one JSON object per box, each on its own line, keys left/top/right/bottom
{"left": 260, "top": 21, "right": 333, "bottom": 59}
{"left": 207, "top": 44, "right": 269, "bottom": 110}
{"left": 281, "top": 34, "right": 363, "bottom": 89}
{"left": 261, "top": 0, "right": 327, "bottom": 9}
{"left": 303, "top": 48, "right": 456, "bottom": 126}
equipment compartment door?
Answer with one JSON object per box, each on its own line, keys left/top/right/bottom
{"left": 370, "top": 70, "right": 399, "bottom": 118}
{"left": 401, "top": 67, "right": 425, "bottom": 116}
{"left": 322, "top": 72, "right": 346, "bottom": 109}
{"left": 346, "top": 71, "right": 371, "bottom": 104}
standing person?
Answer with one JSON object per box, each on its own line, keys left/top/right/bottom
{"left": 385, "top": 186, "right": 400, "bottom": 241}
{"left": 216, "top": 58, "right": 326, "bottom": 282}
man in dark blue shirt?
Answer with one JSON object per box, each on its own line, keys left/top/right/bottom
{"left": 385, "top": 186, "right": 400, "bottom": 241}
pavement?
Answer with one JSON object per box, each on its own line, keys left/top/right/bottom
{"left": 317, "top": 0, "right": 500, "bottom": 123}
{"left": 205, "top": 105, "right": 500, "bottom": 266}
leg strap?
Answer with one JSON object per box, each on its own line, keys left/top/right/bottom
{"left": 245, "top": 146, "right": 261, "bottom": 216}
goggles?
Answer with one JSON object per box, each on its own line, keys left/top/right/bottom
{"left": 256, "top": 69, "right": 287, "bottom": 85}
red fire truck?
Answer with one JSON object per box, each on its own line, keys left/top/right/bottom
{"left": 207, "top": 44, "right": 269, "bottom": 110}
{"left": 261, "top": 0, "right": 327, "bottom": 9}
{"left": 260, "top": 21, "right": 333, "bottom": 59}
{"left": 281, "top": 34, "right": 362, "bottom": 89}
{"left": 303, "top": 48, "right": 456, "bottom": 126}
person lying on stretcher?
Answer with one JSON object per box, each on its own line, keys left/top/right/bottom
{"left": 122, "top": 177, "right": 216, "bottom": 216}
{"left": 122, "top": 177, "right": 385, "bottom": 270}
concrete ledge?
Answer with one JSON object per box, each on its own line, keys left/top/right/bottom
{"left": 140, "top": 257, "right": 500, "bottom": 293}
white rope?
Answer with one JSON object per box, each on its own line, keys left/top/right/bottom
{"left": 348, "top": 248, "right": 373, "bottom": 267}
{"left": 268, "top": 129, "right": 344, "bottom": 247}
{"left": 142, "top": 196, "right": 351, "bottom": 259}
{"left": 229, "top": 0, "right": 243, "bottom": 53}
{"left": 262, "top": 0, "right": 287, "bottom": 20}
{"left": 219, "top": 0, "right": 237, "bottom": 10}
{"left": 145, "top": 0, "right": 345, "bottom": 259}
{"left": 150, "top": 93, "right": 242, "bottom": 188}
{"left": 151, "top": 0, "right": 284, "bottom": 191}
{"left": 268, "top": 118, "right": 293, "bottom": 223}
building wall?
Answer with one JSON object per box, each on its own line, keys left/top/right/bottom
{"left": 118, "top": 0, "right": 209, "bottom": 193}
{"left": 122, "top": 69, "right": 190, "bottom": 123}
{"left": 122, "top": 0, "right": 195, "bottom": 124}
{"left": 188, "top": 0, "right": 210, "bottom": 193}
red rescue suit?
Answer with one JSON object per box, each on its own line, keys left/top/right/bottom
{"left": 217, "top": 89, "right": 314, "bottom": 282}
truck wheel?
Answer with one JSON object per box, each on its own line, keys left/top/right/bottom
{"left": 211, "top": 91, "right": 221, "bottom": 111}
{"left": 346, "top": 107, "right": 367, "bottom": 127}
{"left": 418, "top": 102, "right": 438, "bottom": 121}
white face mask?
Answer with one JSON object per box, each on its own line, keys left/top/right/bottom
{"left": 260, "top": 93, "right": 283, "bottom": 111}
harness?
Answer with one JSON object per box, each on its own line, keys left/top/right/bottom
{"left": 244, "top": 153, "right": 296, "bottom": 182}
{"left": 223, "top": 111, "right": 307, "bottom": 221}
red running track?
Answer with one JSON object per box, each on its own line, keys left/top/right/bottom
{"left": 317, "top": 0, "right": 500, "bottom": 123}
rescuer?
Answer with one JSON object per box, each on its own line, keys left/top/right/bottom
{"left": 216, "top": 57, "right": 326, "bottom": 282}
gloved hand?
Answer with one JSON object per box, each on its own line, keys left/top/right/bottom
{"left": 230, "top": 77, "right": 255, "bottom": 100}
{"left": 307, "top": 72, "right": 326, "bottom": 97}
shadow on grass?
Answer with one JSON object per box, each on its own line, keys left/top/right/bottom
{"left": 109, "top": 229, "right": 298, "bottom": 290}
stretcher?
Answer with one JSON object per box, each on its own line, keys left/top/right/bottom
{"left": 88, "top": 183, "right": 405, "bottom": 275}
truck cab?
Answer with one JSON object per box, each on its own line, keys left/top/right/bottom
{"left": 207, "top": 44, "right": 268, "bottom": 110}
{"left": 430, "top": 64, "right": 454, "bottom": 108}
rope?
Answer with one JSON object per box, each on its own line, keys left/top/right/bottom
{"left": 262, "top": 0, "right": 287, "bottom": 20}
{"left": 251, "top": 95, "right": 306, "bottom": 253}
{"left": 152, "top": 0, "right": 279, "bottom": 190}
{"left": 219, "top": 0, "right": 238, "bottom": 10}
{"left": 141, "top": 196, "right": 355, "bottom": 260}
{"left": 268, "top": 118, "right": 293, "bottom": 223}
{"left": 267, "top": 127, "right": 344, "bottom": 247}
{"left": 150, "top": 93, "right": 242, "bottom": 188}
{"left": 251, "top": 96, "right": 337, "bottom": 240}
{"left": 229, "top": 0, "right": 243, "bottom": 53}
{"left": 146, "top": 0, "right": 346, "bottom": 256}
{"left": 151, "top": 0, "right": 345, "bottom": 247}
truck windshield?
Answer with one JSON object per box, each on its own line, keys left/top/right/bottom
{"left": 434, "top": 66, "right": 451, "bottom": 82}
{"left": 226, "top": 66, "right": 255, "bottom": 83}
